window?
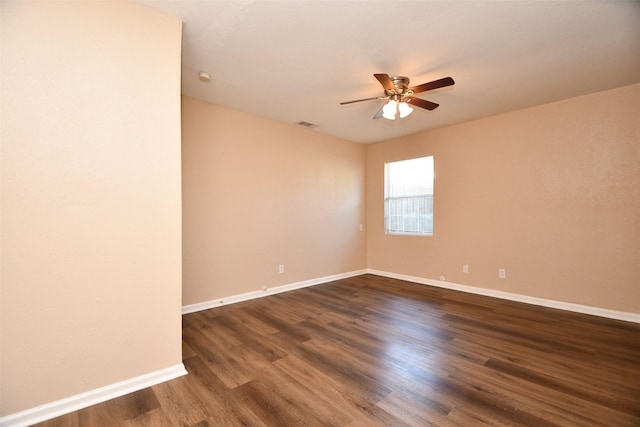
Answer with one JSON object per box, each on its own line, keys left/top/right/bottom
{"left": 384, "top": 156, "right": 434, "bottom": 235}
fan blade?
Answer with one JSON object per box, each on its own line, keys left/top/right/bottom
{"left": 406, "top": 96, "right": 439, "bottom": 111}
{"left": 374, "top": 73, "right": 395, "bottom": 91}
{"left": 410, "top": 77, "right": 455, "bottom": 94}
{"left": 373, "top": 105, "right": 384, "bottom": 120}
{"left": 340, "top": 96, "right": 382, "bottom": 105}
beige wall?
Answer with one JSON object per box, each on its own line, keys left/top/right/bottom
{"left": 1, "top": 1, "right": 183, "bottom": 415}
{"left": 367, "top": 83, "right": 640, "bottom": 313}
{"left": 182, "top": 96, "right": 366, "bottom": 305}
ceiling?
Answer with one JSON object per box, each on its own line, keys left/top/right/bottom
{"left": 138, "top": 0, "right": 640, "bottom": 144}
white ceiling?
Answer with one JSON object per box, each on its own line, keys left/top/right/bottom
{"left": 138, "top": 0, "right": 640, "bottom": 144}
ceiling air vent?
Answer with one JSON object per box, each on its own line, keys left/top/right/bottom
{"left": 296, "top": 121, "right": 318, "bottom": 129}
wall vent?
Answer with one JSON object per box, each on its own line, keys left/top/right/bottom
{"left": 296, "top": 121, "right": 318, "bottom": 129}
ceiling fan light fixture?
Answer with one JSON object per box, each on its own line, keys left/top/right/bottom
{"left": 341, "top": 73, "right": 455, "bottom": 121}
{"left": 382, "top": 100, "right": 398, "bottom": 120}
{"left": 398, "top": 101, "right": 413, "bottom": 118}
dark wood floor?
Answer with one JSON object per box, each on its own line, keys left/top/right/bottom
{"left": 37, "top": 274, "right": 640, "bottom": 426}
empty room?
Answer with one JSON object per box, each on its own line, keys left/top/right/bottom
{"left": 1, "top": 1, "right": 639, "bottom": 426}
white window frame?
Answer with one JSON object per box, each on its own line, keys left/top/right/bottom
{"left": 384, "top": 156, "right": 434, "bottom": 236}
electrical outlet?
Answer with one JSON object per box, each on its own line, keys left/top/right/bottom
{"left": 462, "top": 264, "right": 469, "bottom": 273}
{"left": 499, "top": 268, "right": 506, "bottom": 279}
{"left": 359, "top": 224, "right": 364, "bottom": 231}
{"left": 278, "top": 264, "right": 285, "bottom": 274}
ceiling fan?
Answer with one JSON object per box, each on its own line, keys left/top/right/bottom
{"left": 340, "top": 73, "right": 455, "bottom": 120}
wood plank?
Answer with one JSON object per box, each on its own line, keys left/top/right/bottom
{"left": 34, "top": 274, "right": 640, "bottom": 426}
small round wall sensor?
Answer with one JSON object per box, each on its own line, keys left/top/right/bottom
{"left": 198, "top": 71, "right": 210, "bottom": 82}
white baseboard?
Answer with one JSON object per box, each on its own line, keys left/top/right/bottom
{"left": 0, "top": 364, "right": 188, "bottom": 427}
{"left": 366, "top": 269, "right": 640, "bottom": 324}
{"left": 182, "top": 269, "right": 368, "bottom": 315}
{"left": 7, "top": 270, "right": 633, "bottom": 426}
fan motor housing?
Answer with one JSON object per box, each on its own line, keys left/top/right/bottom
{"left": 387, "top": 76, "right": 411, "bottom": 96}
